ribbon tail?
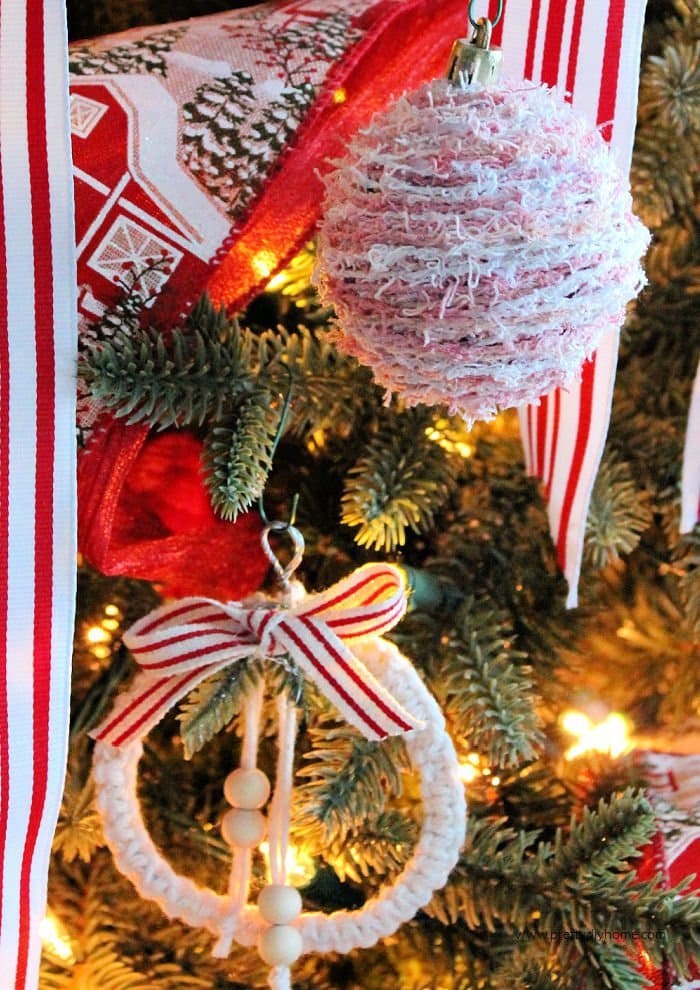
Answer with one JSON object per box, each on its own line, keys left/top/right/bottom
{"left": 301, "top": 563, "right": 408, "bottom": 639}
{"left": 90, "top": 661, "right": 227, "bottom": 747}
{"left": 276, "top": 616, "right": 423, "bottom": 742}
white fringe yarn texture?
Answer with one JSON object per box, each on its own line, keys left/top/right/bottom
{"left": 92, "top": 636, "right": 466, "bottom": 965}
{"left": 315, "top": 79, "right": 650, "bottom": 423}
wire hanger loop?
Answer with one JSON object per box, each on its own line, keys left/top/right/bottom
{"left": 257, "top": 366, "right": 304, "bottom": 587}
{"left": 467, "top": 0, "right": 503, "bottom": 31}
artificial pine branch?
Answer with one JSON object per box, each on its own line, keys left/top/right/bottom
{"left": 177, "top": 661, "right": 262, "bottom": 759}
{"left": 431, "top": 791, "right": 700, "bottom": 978}
{"left": 432, "top": 791, "right": 657, "bottom": 931}
{"left": 341, "top": 407, "right": 457, "bottom": 551}
{"left": 325, "top": 809, "right": 416, "bottom": 885}
{"left": 80, "top": 319, "right": 256, "bottom": 428}
{"left": 558, "top": 938, "right": 649, "bottom": 990}
{"left": 489, "top": 944, "right": 563, "bottom": 990}
{"left": 584, "top": 456, "right": 653, "bottom": 570}
{"left": 202, "top": 389, "right": 280, "bottom": 519}
{"left": 540, "top": 794, "right": 657, "bottom": 878}
{"left": 568, "top": 574, "right": 700, "bottom": 727}
{"left": 633, "top": 6, "right": 700, "bottom": 226}
{"left": 295, "top": 718, "right": 409, "bottom": 844}
{"left": 275, "top": 324, "right": 381, "bottom": 438}
{"left": 42, "top": 858, "right": 155, "bottom": 990}
{"left": 438, "top": 597, "right": 544, "bottom": 768}
{"left": 52, "top": 746, "right": 104, "bottom": 864}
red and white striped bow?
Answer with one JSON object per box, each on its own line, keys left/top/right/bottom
{"left": 92, "top": 563, "right": 422, "bottom": 746}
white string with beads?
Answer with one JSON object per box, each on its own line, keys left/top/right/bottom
{"left": 212, "top": 678, "right": 267, "bottom": 957}
{"left": 268, "top": 694, "right": 297, "bottom": 888}
{"left": 93, "top": 633, "right": 466, "bottom": 965}
{"left": 264, "top": 694, "right": 299, "bottom": 990}
{"left": 233, "top": 679, "right": 265, "bottom": 905}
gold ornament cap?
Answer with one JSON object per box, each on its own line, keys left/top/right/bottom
{"left": 446, "top": 13, "right": 503, "bottom": 88}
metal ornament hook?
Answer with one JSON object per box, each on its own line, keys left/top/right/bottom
{"left": 467, "top": 0, "right": 503, "bottom": 31}
{"left": 471, "top": 16, "right": 492, "bottom": 51}
{"left": 261, "top": 522, "right": 305, "bottom": 589}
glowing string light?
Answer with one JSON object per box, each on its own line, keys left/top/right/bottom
{"left": 259, "top": 840, "right": 316, "bottom": 886}
{"left": 561, "top": 709, "right": 632, "bottom": 760}
{"left": 39, "top": 912, "right": 75, "bottom": 966}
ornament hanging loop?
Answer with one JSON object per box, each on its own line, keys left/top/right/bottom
{"left": 256, "top": 365, "right": 305, "bottom": 590}
{"left": 471, "top": 16, "right": 492, "bottom": 51}
{"left": 467, "top": 0, "right": 503, "bottom": 30}
{"left": 261, "top": 521, "right": 305, "bottom": 589}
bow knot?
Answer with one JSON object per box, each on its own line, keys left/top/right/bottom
{"left": 92, "top": 564, "right": 423, "bottom": 747}
{"left": 245, "top": 606, "right": 289, "bottom": 659}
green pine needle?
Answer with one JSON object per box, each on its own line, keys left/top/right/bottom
{"left": 327, "top": 809, "right": 416, "bottom": 885}
{"left": 178, "top": 662, "right": 262, "bottom": 759}
{"left": 295, "top": 718, "right": 409, "bottom": 844}
{"left": 202, "top": 389, "right": 280, "bottom": 520}
{"left": 342, "top": 409, "right": 457, "bottom": 551}
{"left": 80, "top": 320, "right": 254, "bottom": 428}
{"left": 442, "top": 599, "right": 544, "bottom": 768}
{"left": 584, "top": 457, "right": 654, "bottom": 570}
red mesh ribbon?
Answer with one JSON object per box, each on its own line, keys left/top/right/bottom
{"left": 77, "top": 422, "right": 268, "bottom": 600}
{"left": 73, "top": 0, "right": 467, "bottom": 594}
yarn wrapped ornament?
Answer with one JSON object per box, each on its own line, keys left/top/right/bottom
{"left": 91, "top": 555, "right": 466, "bottom": 990}
{"left": 315, "top": 74, "right": 650, "bottom": 423}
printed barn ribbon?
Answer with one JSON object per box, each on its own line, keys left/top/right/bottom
{"left": 93, "top": 563, "right": 421, "bottom": 746}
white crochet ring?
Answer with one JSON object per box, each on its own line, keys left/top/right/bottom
{"left": 93, "top": 635, "right": 466, "bottom": 968}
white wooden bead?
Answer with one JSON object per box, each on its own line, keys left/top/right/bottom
{"left": 223, "top": 768, "right": 271, "bottom": 809}
{"left": 257, "top": 924, "right": 303, "bottom": 967}
{"left": 258, "top": 884, "right": 303, "bottom": 925}
{"left": 221, "top": 808, "right": 266, "bottom": 849}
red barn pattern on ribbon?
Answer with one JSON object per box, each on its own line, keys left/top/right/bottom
{"left": 492, "top": 0, "right": 648, "bottom": 608}
{"left": 640, "top": 749, "right": 700, "bottom": 990}
{"left": 0, "top": 0, "right": 76, "bottom": 987}
{"left": 70, "top": 0, "right": 469, "bottom": 444}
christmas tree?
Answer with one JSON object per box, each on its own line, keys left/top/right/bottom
{"left": 42, "top": 1, "right": 700, "bottom": 988}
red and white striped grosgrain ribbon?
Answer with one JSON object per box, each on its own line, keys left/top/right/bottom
{"left": 493, "top": 0, "right": 647, "bottom": 608}
{"left": 92, "top": 564, "right": 421, "bottom": 746}
{"left": 681, "top": 359, "right": 700, "bottom": 535}
{"left": 0, "top": 0, "right": 77, "bottom": 987}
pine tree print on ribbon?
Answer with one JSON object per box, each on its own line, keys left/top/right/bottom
{"left": 69, "top": 27, "right": 185, "bottom": 77}
{"left": 182, "top": 10, "right": 362, "bottom": 218}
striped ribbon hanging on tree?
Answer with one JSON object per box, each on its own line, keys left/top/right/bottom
{"left": 489, "top": 0, "right": 648, "bottom": 608}
{"left": 0, "top": 1, "right": 76, "bottom": 987}
{"left": 681, "top": 359, "right": 700, "bottom": 535}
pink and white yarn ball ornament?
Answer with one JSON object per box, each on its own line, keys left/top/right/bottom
{"left": 314, "top": 78, "right": 650, "bottom": 423}
{"left": 91, "top": 562, "right": 466, "bottom": 990}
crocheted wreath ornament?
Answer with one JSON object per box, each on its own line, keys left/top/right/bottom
{"left": 92, "top": 563, "right": 465, "bottom": 990}
{"left": 315, "top": 79, "right": 650, "bottom": 424}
